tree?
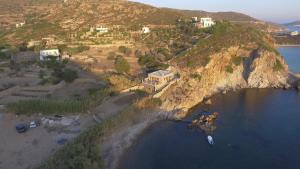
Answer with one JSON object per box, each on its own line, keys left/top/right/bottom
{"left": 118, "top": 46, "right": 132, "bottom": 56}
{"left": 114, "top": 56, "right": 130, "bottom": 74}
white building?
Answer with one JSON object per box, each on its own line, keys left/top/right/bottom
{"left": 290, "top": 31, "right": 299, "bottom": 36}
{"left": 16, "top": 22, "right": 25, "bottom": 28}
{"left": 96, "top": 27, "right": 109, "bottom": 33}
{"left": 191, "top": 17, "right": 198, "bottom": 22}
{"left": 142, "top": 26, "right": 150, "bottom": 34}
{"left": 143, "top": 70, "right": 174, "bottom": 92}
{"left": 39, "top": 49, "right": 60, "bottom": 61}
{"left": 200, "top": 17, "right": 215, "bottom": 28}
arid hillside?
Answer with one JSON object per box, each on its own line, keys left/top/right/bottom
{"left": 0, "top": 0, "right": 283, "bottom": 44}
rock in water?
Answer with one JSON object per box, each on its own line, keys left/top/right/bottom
{"left": 297, "top": 81, "right": 300, "bottom": 91}
{"left": 204, "top": 99, "right": 212, "bottom": 105}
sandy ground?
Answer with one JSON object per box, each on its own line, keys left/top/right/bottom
{"left": 0, "top": 92, "right": 137, "bottom": 169}
{"left": 102, "top": 115, "right": 159, "bottom": 169}
{"left": 100, "top": 108, "right": 174, "bottom": 169}
{"left": 0, "top": 109, "right": 95, "bottom": 169}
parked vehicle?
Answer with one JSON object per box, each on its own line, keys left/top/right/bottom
{"left": 15, "top": 124, "right": 27, "bottom": 133}
{"left": 30, "top": 121, "right": 37, "bottom": 128}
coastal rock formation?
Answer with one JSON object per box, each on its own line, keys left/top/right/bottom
{"left": 297, "top": 81, "right": 300, "bottom": 91}
{"left": 161, "top": 47, "right": 290, "bottom": 117}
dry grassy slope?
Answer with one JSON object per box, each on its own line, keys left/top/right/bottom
{"left": 0, "top": 0, "right": 266, "bottom": 26}
{"left": 0, "top": 0, "right": 283, "bottom": 44}
{"left": 43, "top": 0, "right": 264, "bottom": 26}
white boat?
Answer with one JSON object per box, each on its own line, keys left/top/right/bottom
{"left": 207, "top": 135, "right": 214, "bottom": 145}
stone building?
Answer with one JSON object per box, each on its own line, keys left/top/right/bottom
{"left": 143, "top": 70, "right": 174, "bottom": 92}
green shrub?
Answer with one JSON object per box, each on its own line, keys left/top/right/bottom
{"left": 0, "top": 51, "right": 10, "bottom": 60}
{"left": 118, "top": 46, "right": 132, "bottom": 56}
{"left": 190, "top": 73, "right": 202, "bottom": 81}
{"left": 67, "top": 45, "right": 90, "bottom": 55}
{"left": 114, "top": 56, "right": 130, "bottom": 74}
{"left": 7, "top": 89, "right": 110, "bottom": 115}
{"left": 37, "top": 123, "right": 103, "bottom": 169}
{"left": 273, "top": 59, "right": 284, "bottom": 71}
{"left": 232, "top": 56, "right": 243, "bottom": 66}
{"left": 107, "top": 52, "right": 116, "bottom": 60}
{"left": 43, "top": 57, "right": 66, "bottom": 69}
{"left": 61, "top": 69, "right": 78, "bottom": 83}
{"left": 225, "top": 65, "right": 234, "bottom": 73}
{"left": 187, "top": 60, "right": 196, "bottom": 67}
{"left": 134, "top": 50, "right": 143, "bottom": 57}
{"left": 138, "top": 55, "right": 169, "bottom": 71}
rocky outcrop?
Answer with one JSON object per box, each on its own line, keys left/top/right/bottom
{"left": 161, "top": 47, "right": 290, "bottom": 117}
{"left": 246, "top": 50, "right": 289, "bottom": 88}
{"left": 297, "top": 81, "right": 300, "bottom": 91}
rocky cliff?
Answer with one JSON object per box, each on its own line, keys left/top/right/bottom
{"left": 161, "top": 46, "right": 290, "bottom": 118}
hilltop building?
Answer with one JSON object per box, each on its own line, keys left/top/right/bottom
{"left": 15, "top": 22, "right": 25, "bottom": 28}
{"left": 191, "top": 17, "right": 198, "bottom": 22}
{"left": 290, "top": 31, "right": 299, "bottom": 36}
{"left": 143, "top": 70, "right": 174, "bottom": 92}
{"left": 193, "top": 17, "right": 215, "bottom": 28}
{"left": 96, "top": 27, "right": 109, "bottom": 34}
{"left": 142, "top": 26, "right": 150, "bottom": 34}
{"left": 39, "top": 49, "right": 60, "bottom": 61}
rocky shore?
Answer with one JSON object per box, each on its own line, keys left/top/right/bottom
{"left": 161, "top": 47, "right": 293, "bottom": 119}
{"left": 107, "top": 47, "right": 299, "bottom": 169}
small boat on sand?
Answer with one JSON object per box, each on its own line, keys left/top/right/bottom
{"left": 207, "top": 135, "right": 214, "bottom": 145}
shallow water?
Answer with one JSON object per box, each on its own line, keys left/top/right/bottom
{"left": 120, "top": 89, "right": 300, "bottom": 169}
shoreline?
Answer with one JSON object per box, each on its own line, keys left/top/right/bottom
{"left": 112, "top": 82, "right": 300, "bottom": 169}
{"left": 113, "top": 87, "right": 300, "bottom": 169}
{"left": 277, "top": 44, "right": 300, "bottom": 47}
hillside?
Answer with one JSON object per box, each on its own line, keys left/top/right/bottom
{"left": 285, "top": 21, "right": 300, "bottom": 26}
{"left": 0, "top": 0, "right": 283, "bottom": 45}
{"left": 175, "top": 21, "right": 278, "bottom": 68}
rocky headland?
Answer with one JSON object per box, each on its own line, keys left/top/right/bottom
{"left": 161, "top": 47, "right": 292, "bottom": 119}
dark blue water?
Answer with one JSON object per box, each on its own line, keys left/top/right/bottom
{"left": 279, "top": 47, "right": 300, "bottom": 73}
{"left": 120, "top": 89, "right": 300, "bottom": 169}
{"left": 286, "top": 25, "right": 300, "bottom": 32}
{"left": 119, "top": 48, "right": 300, "bottom": 169}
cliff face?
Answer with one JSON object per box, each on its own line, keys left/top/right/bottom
{"left": 162, "top": 47, "right": 289, "bottom": 117}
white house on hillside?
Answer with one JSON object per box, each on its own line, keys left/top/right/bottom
{"left": 96, "top": 27, "right": 109, "bottom": 33}
{"left": 142, "top": 26, "right": 150, "bottom": 34}
{"left": 40, "top": 49, "right": 60, "bottom": 61}
{"left": 16, "top": 22, "right": 25, "bottom": 28}
{"left": 200, "top": 17, "right": 215, "bottom": 28}
{"left": 143, "top": 70, "right": 174, "bottom": 92}
{"left": 191, "top": 17, "right": 198, "bottom": 22}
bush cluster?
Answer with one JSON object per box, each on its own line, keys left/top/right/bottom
{"left": 114, "top": 56, "right": 130, "bottom": 74}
